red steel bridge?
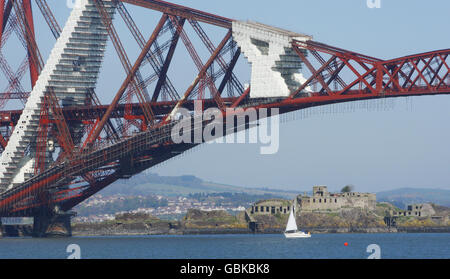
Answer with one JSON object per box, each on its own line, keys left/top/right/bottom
{"left": 0, "top": 0, "right": 448, "bottom": 236}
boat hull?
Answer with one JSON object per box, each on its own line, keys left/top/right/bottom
{"left": 284, "top": 231, "right": 311, "bottom": 238}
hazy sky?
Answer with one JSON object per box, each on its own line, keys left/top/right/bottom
{"left": 8, "top": 1, "right": 450, "bottom": 193}
{"left": 152, "top": 0, "right": 450, "bottom": 193}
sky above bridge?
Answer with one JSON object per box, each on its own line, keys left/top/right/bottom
{"left": 151, "top": 0, "right": 450, "bottom": 193}
{"left": 26, "top": 0, "right": 450, "bottom": 193}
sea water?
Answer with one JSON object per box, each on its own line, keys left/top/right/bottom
{"left": 0, "top": 233, "right": 448, "bottom": 259}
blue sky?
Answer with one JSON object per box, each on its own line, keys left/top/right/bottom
{"left": 151, "top": 0, "right": 450, "bottom": 193}
{"left": 9, "top": 1, "right": 450, "bottom": 193}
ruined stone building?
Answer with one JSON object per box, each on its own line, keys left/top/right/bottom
{"left": 295, "top": 186, "right": 377, "bottom": 212}
{"left": 248, "top": 185, "right": 377, "bottom": 218}
{"left": 249, "top": 199, "right": 291, "bottom": 215}
{"left": 391, "top": 203, "right": 436, "bottom": 217}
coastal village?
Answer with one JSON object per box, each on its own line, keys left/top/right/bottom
{"left": 73, "top": 195, "right": 246, "bottom": 223}
{"left": 1, "top": 184, "right": 449, "bottom": 237}
{"left": 66, "top": 185, "right": 450, "bottom": 236}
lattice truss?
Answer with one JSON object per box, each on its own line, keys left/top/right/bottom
{"left": 0, "top": 0, "right": 448, "bottom": 217}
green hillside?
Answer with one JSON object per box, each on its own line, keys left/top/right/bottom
{"left": 98, "top": 173, "right": 298, "bottom": 198}
{"left": 377, "top": 188, "right": 450, "bottom": 208}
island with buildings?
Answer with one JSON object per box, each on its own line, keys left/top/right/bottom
{"left": 1, "top": 185, "right": 449, "bottom": 237}
{"left": 245, "top": 185, "right": 448, "bottom": 234}
{"left": 70, "top": 185, "right": 450, "bottom": 236}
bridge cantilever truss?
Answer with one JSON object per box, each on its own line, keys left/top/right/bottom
{"left": 0, "top": 0, "right": 448, "bottom": 221}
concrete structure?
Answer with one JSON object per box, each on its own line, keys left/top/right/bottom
{"left": 296, "top": 186, "right": 377, "bottom": 212}
{"left": 249, "top": 199, "right": 291, "bottom": 215}
{"left": 232, "top": 21, "right": 312, "bottom": 98}
{"left": 392, "top": 203, "right": 436, "bottom": 217}
{"left": 0, "top": 0, "right": 116, "bottom": 192}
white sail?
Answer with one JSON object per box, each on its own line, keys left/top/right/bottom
{"left": 285, "top": 208, "right": 298, "bottom": 232}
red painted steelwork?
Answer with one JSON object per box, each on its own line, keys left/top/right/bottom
{"left": 0, "top": 1, "right": 448, "bottom": 217}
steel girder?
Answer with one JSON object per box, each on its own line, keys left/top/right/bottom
{"left": 0, "top": 0, "right": 448, "bottom": 216}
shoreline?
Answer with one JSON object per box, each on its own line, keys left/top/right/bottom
{"left": 70, "top": 226, "right": 450, "bottom": 237}
{"left": 2, "top": 224, "right": 450, "bottom": 237}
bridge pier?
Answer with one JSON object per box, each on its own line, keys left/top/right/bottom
{"left": 33, "top": 210, "right": 74, "bottom": 238}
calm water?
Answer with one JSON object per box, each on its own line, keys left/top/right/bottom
{"left": 0, "top": 233, "right": 449, "bottom": 259}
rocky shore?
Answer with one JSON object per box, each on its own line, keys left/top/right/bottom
{"left": 69, "top": 209, "right": 450, "bottom": 236}
{"left": 70, "top": 224, "right": 450, "bottom": 236}
{"left": 3, "top": 223, "right": 448, "bottom": 237}
{"left": 2, "top": 208, "right": 450, "bottom": 237}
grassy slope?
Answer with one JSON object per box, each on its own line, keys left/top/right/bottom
{"left": 377, "top": 188, "right": 450, "bottom": 208}
{"left": 98, "top": 175, "right": 298, "bottom": 198}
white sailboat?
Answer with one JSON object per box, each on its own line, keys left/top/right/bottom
{"left": 284, "top": 206, "right": 311, "bottom": 238}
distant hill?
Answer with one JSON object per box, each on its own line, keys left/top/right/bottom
{"left": 377, "top": 188, "right": 450, "bottom": 209}
{"left": 98, "top": 172, "right": 298, "bottom": 199}
{"left": 97, "top": 173, "right": 450, "bottom": 208}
